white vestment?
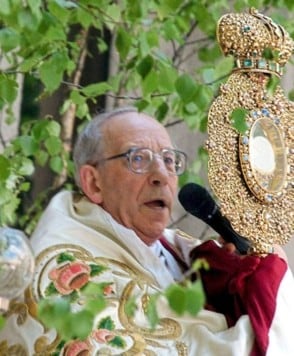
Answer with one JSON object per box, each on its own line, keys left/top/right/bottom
{"left": 0, "top": 190, "right": 293, "bottom": 355}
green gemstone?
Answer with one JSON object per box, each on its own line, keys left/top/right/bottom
{"left": 243, "top": 59, "right": 252, "bottom": 67}
{"left": 258, "top": 59, "right": 267, "bottom": 68}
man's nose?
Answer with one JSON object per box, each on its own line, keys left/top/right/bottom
{"left": 148, "top": 156, "right": 170, "bottom": 185}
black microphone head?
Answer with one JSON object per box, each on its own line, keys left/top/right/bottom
{"left": 178, "top": 183, "right": 251, "bottom": 254}
{"left": 178, "top": 183, "right": 217, "bottom": 220}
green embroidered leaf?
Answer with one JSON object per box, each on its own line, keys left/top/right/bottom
{"left": 90, "top": 263, "right": 108, "bottom": 276}
{"left": 98, "top": 316, "right": 115, "bottom": 330}
{"left": 44, "top": 282, "right": 58, "bottom": 296}
{"left": 57, "top": 252, "right": 75, "bottom": 263}
{"left": 54, "top": 340, "right": 66, "bottom": 355}
{"left": 108, "top": 336, "right": 126, "bottom": 348}
{"left": 65, "top": 290, "right": 79, "bottom": 303}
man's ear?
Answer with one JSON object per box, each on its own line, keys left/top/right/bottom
{"left": 79, "top": 165, "right": 103, "bottom": 204}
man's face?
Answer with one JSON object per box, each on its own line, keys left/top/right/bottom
{"left": 93, "top": 112, "right": 178, "bottom": 245}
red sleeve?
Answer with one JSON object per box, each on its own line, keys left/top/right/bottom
{"left": 190, "top": 240, "right": 287, "bottom": 356}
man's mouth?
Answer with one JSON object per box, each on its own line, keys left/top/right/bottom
{"left": 145, "top": 199, "right": 166, "bottom": 209}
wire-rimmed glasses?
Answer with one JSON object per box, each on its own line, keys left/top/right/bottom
{"left": 96, "top": 147, "right": 187, "bottom": 175}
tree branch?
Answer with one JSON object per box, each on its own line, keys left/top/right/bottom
{"left": 52, "top": 28, "right": 89, "bottom": 189}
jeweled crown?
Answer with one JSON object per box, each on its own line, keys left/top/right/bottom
{"left": 217, "top": 8, "right": 294, "bottom": 77}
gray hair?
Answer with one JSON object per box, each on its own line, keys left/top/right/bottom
{"left": 73, "top": 106, "right": 138, "bottom": 187}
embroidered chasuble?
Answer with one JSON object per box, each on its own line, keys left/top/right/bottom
{"left": 0, "top": 191, "right": 293, "bottom": 355}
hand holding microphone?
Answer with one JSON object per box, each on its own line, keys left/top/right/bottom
{"left": 178, "top": 183, "right": 250, "bottom": 255}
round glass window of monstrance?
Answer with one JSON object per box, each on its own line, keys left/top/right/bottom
{"left": 249, "top": 118, "right": 287, "bottom": 194}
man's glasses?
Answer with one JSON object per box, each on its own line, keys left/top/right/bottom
{"left": 97, "top": 147, "right": 187, "bottom": 176}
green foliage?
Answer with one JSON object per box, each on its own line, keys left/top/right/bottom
{"left": 230, "top": 108, "right": 249, "bottom": 134}
{"left": 266, "top": 75, "right": 280, "bottom": 96}
{"left": 289, "top": 89, "right": 294, "bottom": 101}
{"left": 0, "top": 74, "right": 18, "bottom": 109}
{"left": 38, "top": 281, "right": 109, "bottom": 341}
{"left": 38, "top": 296, "right": 94, "bottom": 340}
{"left": 146, "top": 257, "right": 208, "bottom": 328}
{"left": 165, "top": 279, "right": 205, "bottom": 315}
{"left": 0, "top": 315, "right": 5, "bottom": 330}
{"left": 145, "top": 294, "right": 160, "bottom": 329}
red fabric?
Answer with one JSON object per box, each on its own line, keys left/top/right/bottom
{"left": 190, "top": 240, "right": 287, "bottom": 356}
{"left": 159, "top": 236, "right": 189, "bottom": 270}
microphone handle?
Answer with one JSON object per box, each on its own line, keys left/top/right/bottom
{"left": 205, "top": 209, "right": 251, "bottom": 254}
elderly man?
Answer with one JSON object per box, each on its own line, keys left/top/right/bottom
{"left": 0, "top": 107, "right": 293, "bottom": 355}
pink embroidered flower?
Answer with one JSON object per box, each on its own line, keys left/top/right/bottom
{"left": 63, "top": 339, "right": 91, "bottom": 356}
{"left": 92, "top": 329, "right": 115, "bottom": 344}
{"left": 49, "top": 261, "right": 91, "bottom": 295}
{"left": 103, "top": 284, "right": 114, "bottom": 296}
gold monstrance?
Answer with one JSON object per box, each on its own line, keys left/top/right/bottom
{"left": 207, "top": 8, "right": 294, "bottom": 255}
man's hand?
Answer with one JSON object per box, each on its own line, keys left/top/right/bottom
{"left": 219, "top": 237, "right": 288, "bottom": 262}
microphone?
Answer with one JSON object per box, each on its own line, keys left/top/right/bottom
{"left": 178, "top": 183, "right": 250, "bottom": 254}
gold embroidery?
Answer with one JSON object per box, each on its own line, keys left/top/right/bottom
{"left": 176, "top": 229, "right": 195, "bottom": 241}
{"left": 119, "top": 280, "right": 182, "bottom": 340}
{"left": 34, "top": 335, "right": 60, "bottom": 356}
{"left": 141, "top": 293, "right": 150, "bottom": 314}
{"left": 94, "top": 256, "right": 155, "bottom": 288}
{"left": 117, "top": 331, "right": 147, "bottom": 355}
{"left": 24, "top": 289, "right": 38, "bottom": 319}
{"left": 176, "top": 341, "right": 188, "bottom": 356}
{"left": 25, "top": 244, "right": 185, "bottom": 355}
{"left": 0, "top": 340, "right": 28, "bottom": 356}
{"left": 5, "top": 301, "right": 28, "bottom": 326}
